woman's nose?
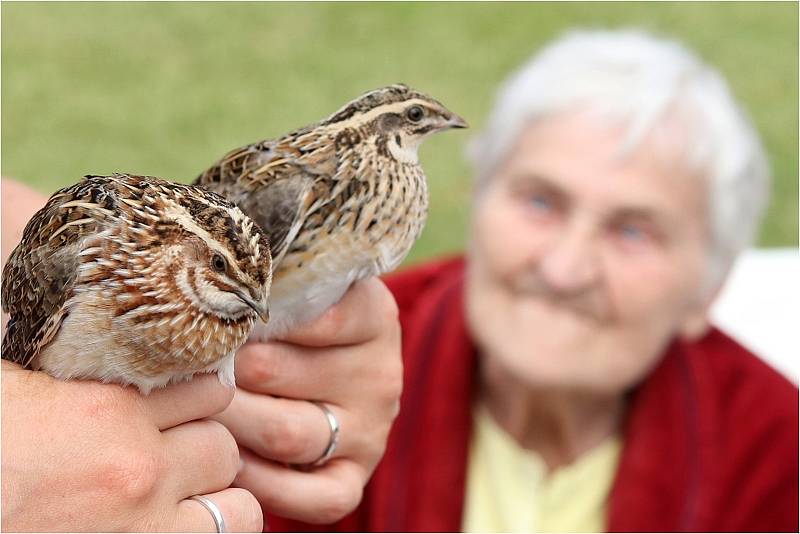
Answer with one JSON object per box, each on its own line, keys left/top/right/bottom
{"left": 537, "top": 220, "right": 600, "bottom": 295}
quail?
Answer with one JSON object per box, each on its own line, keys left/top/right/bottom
{"left": 1, "top": 173, "right": 272, "bottom": 394}
{"left": 195, "top": 84, "right": 467, "bottom": 339}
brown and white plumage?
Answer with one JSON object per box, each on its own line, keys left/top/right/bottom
{"left": 195, "top": 84, "right": 466, "bottom": 338}
{"left": 2, "top": 173, "right": 271, "bottom": 394}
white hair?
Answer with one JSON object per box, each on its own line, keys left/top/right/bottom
{"left": 467, "top": 29, "right": 771, "bottom": 293}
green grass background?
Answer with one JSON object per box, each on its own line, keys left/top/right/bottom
{"left": 3, "top": 2, "right": 797, "bottom": 263}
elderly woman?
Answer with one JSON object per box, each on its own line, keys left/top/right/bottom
{"left": 269, "top": 29, "right": 798, "bottom": 532}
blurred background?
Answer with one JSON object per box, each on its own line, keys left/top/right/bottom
{"left": 2, "top": 2, "right": 797, "bottom": 264}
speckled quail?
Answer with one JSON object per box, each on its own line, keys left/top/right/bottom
{"left": 2, "top": 173, "right": 272, "bottom": 394}
{"left": 195, "top": 84, "right": 466, "bottom": 338}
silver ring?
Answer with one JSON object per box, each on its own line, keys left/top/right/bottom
{"left": 190, "top": 495, "right": 226, "bottom": 533}
{"left": 310, "top": 401, "right": 340, "bottom": 466}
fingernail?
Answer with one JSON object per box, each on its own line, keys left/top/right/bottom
{"left": 238, "top": 457, "right": 245, "bottom": 474}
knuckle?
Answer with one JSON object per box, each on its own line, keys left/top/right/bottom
{"left": 316, "top": 303, "right": 348, "bottom": 340}
{"left": 316, "top": 479, "right": 363, "bottom": 524}
{"left": 197, "top": 420, "right": 239, "bottom": 476}
{"left": 263, "top": 413, "right": 314, "bottom": 460}
{"left": 375, "top": 310, "right": 402, "bottom": 360}
{"left": 236, "top": 346, "right": 277, "bottom": 387}
{"left": 210, "top": 421, "right": 241, "bottom": 480}
{"left": 384, "top": 357, "right": 404, "bottom": 399}
{"left": 97, "top": 449, "right": 161, "bottom": 502}
{"left": 365, "top": 280, "right": 400, "bottom": 338}
{"left": 198, "top": 374, "right": 236, "bottom": 408}
{"left": 372, "top": 355, "right": 404, "bottom": 406}
{"left": 229, "top": 488, "right": 264, "bottom": 532}
{"left": 376, "top": 286, "right": 400, "bottom": 325}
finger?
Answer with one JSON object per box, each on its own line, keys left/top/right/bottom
{"left": 275, "top": 278, "right": 398, "bottom": 347}
{"left": 234, "top": 335, "right": 402, "bottom": 401}
{"left": 140, "top": 374, "right": 235, "bottom": 430}
{"left": 234, "top": 341, "right": 353, "bottom": 398}
{"left": 214, "top": 389, "right": 344, "bottom": 465}
{"left": 235, "top": 448, "right": 366, "bottom": 525}
{"left": 161, "top": 419, "right": 240, "bottom": 497}
{"left": 175, "top": 488, "right": 263, "bottom": 533}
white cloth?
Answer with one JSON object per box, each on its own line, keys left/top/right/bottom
{"left": 711, "top": 248, "right": 799, "bottom": 384}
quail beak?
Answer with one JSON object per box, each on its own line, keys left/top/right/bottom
{"left": 446, "top": 113, "right": 469, "bottom": 129}
{"left": 238, "top": 291, "right": 270, "bottom": 323}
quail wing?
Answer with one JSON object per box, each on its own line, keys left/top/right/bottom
{"left": 196, "top": 134, "right": 337, "bottom": 267}
{"left": 1, "top": 179, "right": 115, "bottom": 367}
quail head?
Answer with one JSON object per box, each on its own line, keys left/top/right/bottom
{"left": 2, "top": 173, "right": 272, "bottom": 394}
{"left": 195, "top": 84, "right": 467, "bottom": 339}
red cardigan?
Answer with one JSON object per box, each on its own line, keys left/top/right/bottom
{"left": 268, "top": 257, "right": 798, "bottom": 532}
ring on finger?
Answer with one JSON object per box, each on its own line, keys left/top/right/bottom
{"left": 190, "top": 495, "right": 226, "bottom": 533}
{"left": 308, "top": 400, "right": 340, "bottom": 467}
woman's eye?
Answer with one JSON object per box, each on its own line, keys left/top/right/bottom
{"left": 507, "top": 181, "right": 562, "bottom": 220}
{"left": 523, "top": 192, "right": 557, "bottom": 217}
{"left": 613, "top": 222, "right": 657, "bottom": 246}
{"left": 529, "top": 194, "right": 552, "bottom": 211}
{"left": 619, "top": 224, "right": 644, "bottom": 240}
{"left": 211, "top": 254, "right": 227, "bottom": 273}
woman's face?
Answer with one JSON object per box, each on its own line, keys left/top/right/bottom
{"left": 466, "top": 111, "right": 712, "bottom": 393}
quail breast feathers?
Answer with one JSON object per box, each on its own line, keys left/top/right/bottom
{"left": 1, "top": 173, "right": 272, "bottom": 394}
{"left": 195, "top": 84, "right": 467, "bottom": 339}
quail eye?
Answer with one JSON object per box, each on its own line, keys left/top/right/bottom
{"left": 211, "top": 254, "right": 227, "bottom": 273}
{"left": 406, "top": 106, "right": 424, "bottom": 122}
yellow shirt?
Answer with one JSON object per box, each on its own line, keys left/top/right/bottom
{"left": 462, "top": 405, "right": 622, "bottom": 533}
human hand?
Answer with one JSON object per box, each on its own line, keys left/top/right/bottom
{"left": 1, "top": 363, "right": 263, "bottom": 532}
{"left": 213, "top": 277, "right": 403, "bottom": 524}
